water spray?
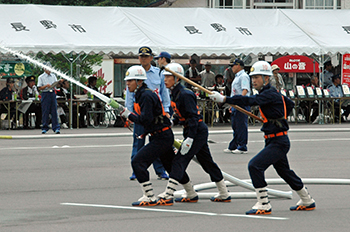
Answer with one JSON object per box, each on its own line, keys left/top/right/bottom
{"left": 0, "top": 45, "right": 122, "bottom": 110}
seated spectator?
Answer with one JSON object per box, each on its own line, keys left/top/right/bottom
{"left": 200, "top": 61, "right": 216, "bottom": 87}
{"left": 184, "top": 59, "right": 201, "bottom": 89}
{"left": 214, "top": 74, "right": 229, "bottom": 123}
{"left": 0, "top": 78, "right": 17, "bottom": 123}
{"left": 84, "top": 76, "right": 103, "bottom": 126}
{"left": 57, "top": 80, "right": 87, "bottom": 128}
{"left": 327, "top": 75, "right": 350, "bottom": 122}
{"left": 20, "top": 75, "right": 42, "bottom": 129}
{"left": 301, "top": 75, "right": 320, "bottom": 123}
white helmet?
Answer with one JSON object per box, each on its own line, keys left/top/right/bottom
{"left": 249, "top": 61, "right": 272, "bottom": 76}
{"left": 163, "top": 63, "right": 184, "bottom": 77}
{"left": 124, "top": 65, "right": 147, "bottom": 81}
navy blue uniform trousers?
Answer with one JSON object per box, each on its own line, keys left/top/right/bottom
{"left": 41, "top": 91, "right": 60, "bottom": 131}
{"left": 229, "top": 106, "right": 249, "bottom": 151}
{"left": 131, "top": 129, "right": 174, "bottom": 183}
{"left": 170, "top": 123, "right": 223, "bottom": 184}
{"left": 131, "top": 123, "right": 167, "bottom": 175}
{"left": 248, "top": 135, "right": 303, "bottom": 190}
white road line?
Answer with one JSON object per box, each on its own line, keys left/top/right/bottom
{"left": 1, "top": 144, "right": 131, "bottom": 150}
{"left": 3, "top": 137, "right": 350, "bottom": 150}
{"left": 60, "top": 202, "right": 288, "bottom": 220}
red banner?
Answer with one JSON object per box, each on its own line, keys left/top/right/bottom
{"left": 341, "top": 54, "right": 350, "bottom": 86}
{"left": 272, "top": 55, "right": 319, "bottom": 73}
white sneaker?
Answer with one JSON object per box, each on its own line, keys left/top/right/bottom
{"left": 223, "top": 148, "right": 233, "bottom": 153}
{"left": 61, "top": 123, "right": 68, "bottom": 129}
{"left": 231, "top": 149, "right": 248, "bottom": 154}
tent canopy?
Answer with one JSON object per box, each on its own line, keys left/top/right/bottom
{"left": 0, "top": 5, "right": 349, "bottom": 56}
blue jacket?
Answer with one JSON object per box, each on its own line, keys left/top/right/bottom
{"left": 128, "top": 83, "right": 171, "bottom": 135}
{"left": 170, "top": 84, "right": 204, "bottom": 139}
{"left": 0, "top": 86, "right": 14, "bottom": 101}
{"left": 225, "top": 84, "right": 294, "bottom": 135}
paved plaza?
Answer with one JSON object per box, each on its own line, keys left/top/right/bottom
{"left": 1, "top": 124, "right": 350, "bottom": 232}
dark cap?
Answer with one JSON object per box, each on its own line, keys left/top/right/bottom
{"left": 190, "top": 59, "right": 197, "bottom": 64}
{"left": 154, "top": 51, "right": 171, "bottom": 60}
{"left": 6, "top": 78, "right": 15, "bottom": 83}
{"left": 138, "top": 46, "right": 153, "bottom": 56}
{"left": 232, "top": 59, "right": 244, "bottom": 67}
{"left": 332, "top": 74, "right": 340, "bottom": 82}
{"left": 324, "top": 60, "right": 332, "bottom": 67}
{"left": 25, "top": 75, "right": 35, "bottom": 83}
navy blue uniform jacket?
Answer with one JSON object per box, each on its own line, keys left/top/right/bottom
{"left": 171, "top": 84, "right": 204, "bottom": 139}
{"left": 128, "top": 83, "right": 171, "bottom": 135}
{"left": 225, "top": 84, "right": 294, "bottom": 135}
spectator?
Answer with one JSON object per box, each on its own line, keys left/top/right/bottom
{"left": 37, "top": 62, "right": 62, "bottom": 134}
{"left": 57, "top": 80, "right": 87, "bottom": 128}
{"left": 305, "top": 75, "right": 320, "bottom": 123}
{"left": 0, "top": 78, "right": 16, "bottom": 125}
{"left": 0, "top": 77, "right": 16, "bottom": 101}
{"left": 84, "top": 76, "right": 103, "bottom": 126}
{"left": 270, "top": 64, "right": 285, "bottom": 91}
{"left": 20, "top": 75, "right": 41, "bottom": 129}
{"left": 224, "top": 58, "right": 236, "bottom": 86}
{"left": 225, "top": 59, "right": 250, "bottom": 154}
{"left": 56, "top": 81, "right": 69, "bottom": 129}
{"left": 200, "top": 61, "right": 216, "bottom": 87}
{"left": 155, "top": 51, "right": 171, "bottom": 69}
{"left": 327, "top": 75, "right": 350, "bottom": 122}
{"left": 184, "top": 59, "right": 201, "bottom": 89}
{"left": 125, "top": 46, "right": 170, "bottom": 181}
{"left": 214, "top": 74, "right": 229, "bottom": 123}
{"left": 322, "top": 60, "right": 333, "bottom": 88}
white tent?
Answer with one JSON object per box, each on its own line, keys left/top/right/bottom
{"left": 0, "top": 4, "right": 349, "bottom": 56}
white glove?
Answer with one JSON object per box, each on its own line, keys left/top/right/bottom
{"left": 120, "top": 107, "right": 131, "bottom": 118}
{"left": 179, "top": 137, "right": 193, "bottom": 155}
{"left": 209, "top": 91, "right": 225, "bottom": 103}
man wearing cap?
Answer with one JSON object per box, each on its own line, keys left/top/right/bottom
{"left": 321, "top": 61, "right": 333, "bottom": 88}
{"left": 125, "top": 46, "right": 171, "bottom": 181}
{"left": 155, "top": 51, "right": 171, "bottom": 70}
{"left": 0, "top": 78, "right": 17, "bottom": 124}
{"left": 0, "top": 78, "right": 16, "bottom": 101}
{"left": 224, "top": 58, "right": 236, "bottom": 91}
{"left": 225, "top": 59, "right": 250, "bottom": 154}
{"left": 20, "top": 75, "right": 41, "bottom": 129}
{"left": 200, "top": 61, "right": 216, "bottom": 87}
{"left": 270, "top": 65, "right": 285, "bottom": 92}
{"left": 37, "top": 62, "right": 62, "bottom": 134}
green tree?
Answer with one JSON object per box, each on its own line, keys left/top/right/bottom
{"left": 31, "top": 52, "right": 103, "bottom": 92}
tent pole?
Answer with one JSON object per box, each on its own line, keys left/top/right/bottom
{"left": 63, "top": 54, "right": 82, "bottom": 129}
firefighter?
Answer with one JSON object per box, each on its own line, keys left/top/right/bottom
{"left": 210, "top": 61, "right": 315, "bottom": 215}
{"left": 119, "top": 65, "right": 175, "bottom": 206}
{"left": 156, "top": 63, "right": 230, "bottom": 206}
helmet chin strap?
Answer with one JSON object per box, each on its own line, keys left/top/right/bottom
{"left": 134, "top": 80, "right": 143, "bottom": 93}
{"left": 170, "top": 76, "right": 179, "bottom": 90}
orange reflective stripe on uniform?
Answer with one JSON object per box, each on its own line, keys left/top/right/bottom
{"left": 259, "top": 108, "right": 268, "bottom": 123}
{"left": 281, "top": 95, "right": 287, "bottom": 119}
{"left": 133, "top": 103, "right": 141, "bottom": 115}
{"left": 259, "top": 95, "right": 287, "bottom": 123}
{"left": 171, "top": 101, "right": 185, "bottom": 121}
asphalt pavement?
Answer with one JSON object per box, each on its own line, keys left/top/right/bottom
{"left": 1, "top": 123, "right": 350, "bottom": 232}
